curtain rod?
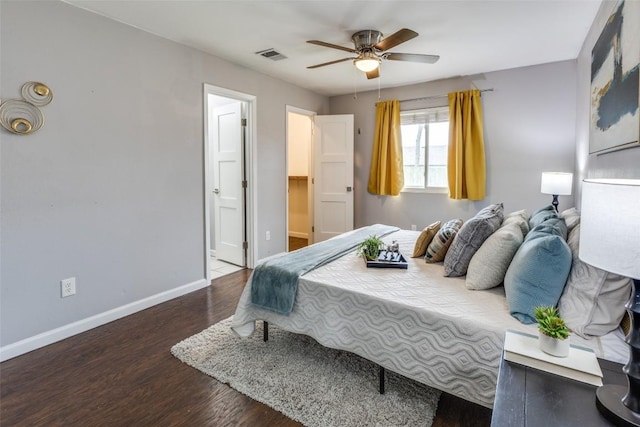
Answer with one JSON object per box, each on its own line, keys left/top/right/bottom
{"left": 397, "top": 88, "right": 494, "bottom": 104}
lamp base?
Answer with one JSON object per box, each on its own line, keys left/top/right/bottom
{"left": 596, "top": 385, "right": 640, "bottom": 426}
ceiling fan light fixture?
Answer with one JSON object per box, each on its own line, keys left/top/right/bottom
{"left": 307, "top": 28, "right": 435, "bottom": 79}
{"left": 354, "top": 52, "right": 380, "bottom": 72}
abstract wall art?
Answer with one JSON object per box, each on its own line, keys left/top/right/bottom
{"left": 590, "top": 0, "right": 640, "bottom": 154}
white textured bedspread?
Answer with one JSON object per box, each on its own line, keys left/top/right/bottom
{"left": 231, "top": 229, "right": 627, "bottom": 408}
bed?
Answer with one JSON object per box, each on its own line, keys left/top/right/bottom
{"left": 231, "top": 228, "right": 628, "bottom": 408}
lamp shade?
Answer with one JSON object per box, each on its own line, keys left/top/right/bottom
{"left": 579, "top": 179, "right": 640, "bottom": 278}
{"left": 354, "top": 58, "right": 379, "bottom": 72}
{"left": 541, "top": 172, "right": 573, "bottom": 195}
{"left": 354, "top": 51, "right": 380, "bottom": 72}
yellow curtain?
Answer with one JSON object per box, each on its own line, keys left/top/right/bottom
{"left": 447, "top": 90, "right": 486, "bottom": 200}
{"left": 367, "top": 100, "right": 404, "bottom": 196}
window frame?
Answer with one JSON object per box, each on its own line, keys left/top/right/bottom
{"left": 399, "top": 106, "right": 450, "bottom": 194}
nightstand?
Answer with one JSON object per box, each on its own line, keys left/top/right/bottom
{"left": 491, "top": 352, "right": 626, "bottom": 426}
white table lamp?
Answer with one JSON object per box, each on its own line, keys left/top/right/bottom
{"left": 541, "top": 172, "right": 573, "bottom": 211}
{"left": 580, "top": 178, "right": 640, "bottom": 426}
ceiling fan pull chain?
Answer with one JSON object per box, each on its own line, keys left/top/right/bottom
{"left": 352, "top": 66, "right": 358, "bottom": 99}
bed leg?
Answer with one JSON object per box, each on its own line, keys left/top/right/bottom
{"left": 263, "top": 321, "right": 269, "bottom": 342}
{"left": 379, "top": 366, "right": 385, "bottom": 394}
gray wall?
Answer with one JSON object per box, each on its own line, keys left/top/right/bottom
{"left": 329, "top": 61, "right": 577, "bottom": 229}
{"left": 5, "top": 0, "right": 628, "bottom": 355}
{"left": 1, "top": 1, "right": 328, "bottom": 349}
{"left": 575, "top": 0, "right": 640, "bottom": 206}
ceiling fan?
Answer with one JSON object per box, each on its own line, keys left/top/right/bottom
{"left": 307, "top": 28, "right": 439, "bottom": 79}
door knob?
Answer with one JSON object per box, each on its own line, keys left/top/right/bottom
{"left": 213, "top": 188, "right": 220, "bottom": 194}
{"left": 346, "top": 186, "right": 352, "bottom": 192}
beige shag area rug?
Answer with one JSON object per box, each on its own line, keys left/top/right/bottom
{"left": 171, "top": 317, "right": 441, "bottom": 427}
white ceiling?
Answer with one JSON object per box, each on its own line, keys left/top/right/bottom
{"left": 64, "top": 0, "right": 602, "bottom": 97}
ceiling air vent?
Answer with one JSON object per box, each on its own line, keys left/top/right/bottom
{"left": 255, "top": 48, "right": 287, "bottom": 61}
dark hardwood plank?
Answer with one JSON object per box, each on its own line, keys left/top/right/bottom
{"left": 288, "top": 236, "right": 308, "bottom": 251}
{"left": 1, "top": 269, "right": 491, "bottom": 426}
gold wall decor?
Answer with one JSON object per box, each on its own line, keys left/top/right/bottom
{"left": 0, "top": 82, "right": 53, "bottom": 135}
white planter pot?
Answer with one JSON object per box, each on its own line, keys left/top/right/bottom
{"left": 539, "top": 332, "right": 570, "bottom": 357}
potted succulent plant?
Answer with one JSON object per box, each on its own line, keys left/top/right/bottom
{"left": 356, "top": 235, "right": 385, "bottom": 261}
{"left": 534, "top": 305, "right": 571, "bottom": 357}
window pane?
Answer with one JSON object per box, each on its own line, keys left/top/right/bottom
{"left": 427, "top": 122, "right": 449, "bottom": 187}
{"left": 401, "top": 123, "right": 425, "bottom": 187}
{"left": 400, "top": 109, "right": 449, "bottom": 190}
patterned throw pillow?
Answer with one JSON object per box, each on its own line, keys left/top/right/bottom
{"left": 412, "top": 221, "right": 442, "bottom": 258}
{"left": 444, "top": 203, "right": 504, "bottom": 277}
{"left": 425, "top": 219, "right": 463, "bottom": 263}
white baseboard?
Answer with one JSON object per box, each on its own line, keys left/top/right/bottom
{"left": 0, "top": 278, "right": 209, "bottom": 362}
{"left": 288, "top": 231, "right": 308, "bottom": 239}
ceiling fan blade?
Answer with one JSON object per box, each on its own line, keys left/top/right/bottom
{"left": 307, "top": 57, "right": 354, "bottom": 69}
{"left": 386, "top": 52, "right": 440, "bottom": 64}
{"left": 366, "top": 68, "right": 380, "bottom": 79}
{"left": 307, "top": 40, "right": 357, "bottom": 53}
{"left": 374, "top": 28, "right": 418, "bottom": 51}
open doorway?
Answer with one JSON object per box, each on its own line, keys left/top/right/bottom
{"left": 286, "top": 108, "right": 356, "bottom": 250}
{"left": 204, "top": 84, "right": 257, "bottom": 282}
{"left": 286, "top": 107, "right": 315, "bottom": 252}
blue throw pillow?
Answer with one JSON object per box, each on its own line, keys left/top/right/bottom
{"left": 529, "top": 205, "right": 558, "bottom": 229}
{"left": 504, "top": 222, "right": 572, "bottom": 324}
{"left": 529, "top": 217, "right": 568, "bottom": 240}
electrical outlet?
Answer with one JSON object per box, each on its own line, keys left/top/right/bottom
{"left": 411, "top": 224, "right": 417, "bottom": 231}
{"left": 61, "top": 277, "right": 76, "bottom": 298}
{"left": 265, "top": 231, "right": 271, "bottom": 241}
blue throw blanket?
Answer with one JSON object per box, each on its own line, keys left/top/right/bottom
{"left": 250, "top": 224, "right": 399, "bottom": 315}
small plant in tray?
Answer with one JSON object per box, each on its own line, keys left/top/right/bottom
{"left": 356, "top": 235, "right": 385, "bottom": 261}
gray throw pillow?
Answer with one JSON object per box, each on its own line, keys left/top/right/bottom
{"left": 444, "top": 203, "right": 504, "bottom": 277}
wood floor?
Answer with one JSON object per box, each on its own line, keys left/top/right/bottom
{"left": 288, "top": 236, "right": 308, "bottom": 251}
{"left": 0, "top": 270, "right": 492, "bottom": 426}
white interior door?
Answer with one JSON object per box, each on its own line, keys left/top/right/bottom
{"left": 213, "top": 102, "right": 245, "bottom": 266}
{"left": 313, "top": 114, "right": 354, "bottom": 242}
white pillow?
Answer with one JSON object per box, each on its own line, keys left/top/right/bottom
{"left": 466, "top": 222, "right": 523, "bottom": 290}
{"left": 558, "top": 224, "right": 632, "bottom": 338}
{"left": 502, "top": 209, "right": 529, "bottom": 237}
{"left": 560, "top": 207, "right": 580, "bottom": 233}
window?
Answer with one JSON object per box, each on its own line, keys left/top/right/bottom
{"left": 400, "top": 107, "right": 449, "bottom": 191}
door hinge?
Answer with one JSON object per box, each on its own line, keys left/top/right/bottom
{"left": 312, "top": 178, "right": 314, "bottom": 184}
{"left": 242, "top": 241, "right": 248, "bottom": 250}
{"left": 312, "top": 226, "right": 315, "bottom": 232}
{"left": 241, "top": 118, "right": 247, "bottom": 126}
{"left": 242, "top": 180, "right": 248, "bottom": 188}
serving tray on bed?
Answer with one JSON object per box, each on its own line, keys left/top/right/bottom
{"left": 364, "top": 250, "right": 408, "bottom": 269}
